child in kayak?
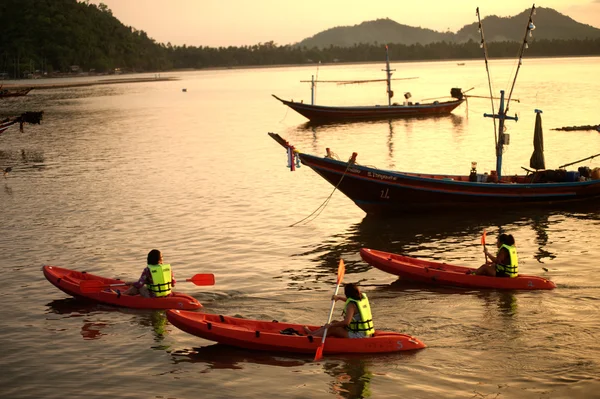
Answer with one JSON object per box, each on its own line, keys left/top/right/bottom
{"left": 122, "top": 249, "right": 176, "bottom": 297}
{"left": 472, "top": 233, "right": 519, "bottom": 277}
{"left": 303, "top": 283, "right": 375, "bottom": 338}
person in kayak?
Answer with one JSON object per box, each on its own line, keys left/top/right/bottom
{"left": 303, "top": 283, "right": 375, "bottom": 338}
{"left": 472, "top": 233, "right": 519, "bottom": 277}
{"left": 122, "top": 249, "right": 176, "bottom": 297}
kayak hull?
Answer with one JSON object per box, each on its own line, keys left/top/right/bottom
{"left": 360, "top": 248, "right": 556, "bottom": 290}
{"left": 166, "top": 310, "right": 426, "bottom": 355}
{"left": 43, "top": 265, "right": 202, "bottom": 310}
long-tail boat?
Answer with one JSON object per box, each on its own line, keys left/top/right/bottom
{"left": 0, "top": 87, "right": 33, "bottom": 98}
{"left": 272, "top": 45, "right": 465, "bottom": 123}
{"left": 268, "top": 5, "right": 600, "bottom": 215}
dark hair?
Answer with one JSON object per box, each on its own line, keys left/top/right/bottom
{"left": 344, "top": 283, "right": 362, "bottom": 301}
{"left": 147, "top": 249, "right": 162, "bottom": 265}
{"left": 498, "top": 234, "right": 515, "bottom": 246}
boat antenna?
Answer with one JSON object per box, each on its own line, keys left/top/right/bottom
{"left": 505, "top": 4, "right": 536, "bottom": 113}
{"left": 476, "top": 7, "right": 498, "bottom": 148}
{"left": 480, "top": 4, "right": 536, "bottom": 182}
{"left": 383, "top": 45, "right": 395, "bottom": 106}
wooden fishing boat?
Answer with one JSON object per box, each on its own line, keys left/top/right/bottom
{"left": 0, "top": 87, "right": 32, "bottom": 98}
{"left": 269, "top": 6, "right": 600, "bottom": 215}
{"left": 273, "top": 46, "right": 465, "bottom": 123}
{"left": 268, "top": 132, "right": 600, "bottom": 215}
{"left": 166, "top": 310, "right": 426, "bottom": 355}
{"left": 360, "top": 248, "right": 556, "bottom": 290}
{"left": 271, "top": 93, "right": 464, "bottom": 123}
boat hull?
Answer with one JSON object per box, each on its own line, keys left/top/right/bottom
{"left": 273, "top": 95, "right": 464, "bottom": 122}
{"left": 43, "top": 265, "right": 202, "bottom": 310}
{"left": 297, "top": 152, "right": 600, "bottom": 214}
{"left": 166, "top": 310, "right": 426, "bottom": 355}
{"left": 360, "top": 248, "right": 556, "bottom": 290}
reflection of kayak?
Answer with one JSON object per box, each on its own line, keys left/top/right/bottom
{"left": 166, "top": 310, "right": 426, "bottom": 355}
{"left": 360, "top": 248, "right": 556, "bottom": 290}
{"left": 43, "top": 265, "right": 202, "bottom": 310}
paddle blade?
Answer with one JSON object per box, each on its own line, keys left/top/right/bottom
{"left": 481, "top": 230, "right": 487, "bottom": 246}
{"left": 314, "top": 344, "right": 324, "bottom": 361}
{"left": 336, "top": 259, "right": 345, "bottom": 284}
{"left": 186, "top": 273, "right": 215, "bottom": 286}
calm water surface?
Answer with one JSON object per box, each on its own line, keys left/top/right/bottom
{"left": 1, "top": 57, "right": 600, "bottom": 399}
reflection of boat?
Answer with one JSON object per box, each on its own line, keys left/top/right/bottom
{"left": 166, "top": 310, "right": 426, "bottom": 355}
{"left": 0, "top": 111, "right": 43, "bottom": 135}
{"left": 171, "top": 344, "right": 308, "bottom": 369}
{"left": 360, "top": 248, "right": 556, "bottom": 290}
{"left": 272, "top": 46, "right": 464, "bottom": 123}
{"left": 43, "top": 265, "right": 202, "bottom": 310}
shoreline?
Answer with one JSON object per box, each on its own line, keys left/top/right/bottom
{"left": 1, "top": 54, "right": 597, "bottom": 90}
{"left": 0, "top": 76, "right": 178, "bottom": 90}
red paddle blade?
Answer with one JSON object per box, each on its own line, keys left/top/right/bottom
{"left": 481, "top": 230, "right": 487, "bottom": 246}
{"left": 336, "top": 259, "right": 345, "bottom": 284}
{"left": 314, "top": 345, "right": 324, "bottom": 361}
{"left": 186, "top": 273, "right": 215, "bottom": 286}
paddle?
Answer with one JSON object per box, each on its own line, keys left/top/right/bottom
{"left": 79, "top": 273, "right": 215, "bottom": 293}
{"left": 481, "top": 230, "right": 487, "bottom": 262}
{"left": 314, "top": 259, "right": 345, "bottom": 361}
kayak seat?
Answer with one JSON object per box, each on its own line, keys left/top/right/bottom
{"left": 280, "top": 327, "right": 303, "bottom": 336}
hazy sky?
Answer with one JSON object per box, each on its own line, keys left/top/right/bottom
{"left": 90, "top": 1, "right": 600, "bottom": 47}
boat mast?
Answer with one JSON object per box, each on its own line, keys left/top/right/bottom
{"left": 383, "top": 45, "right": 395, "bottom": 106}
{"left": 479, "top": 4, "right": 536, "bottom": 181}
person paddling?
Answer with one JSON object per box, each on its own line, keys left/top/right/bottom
{"left": 304, "top": 283, "right": 375, "bottom": 338}
{"left": 122, "top": 249, "right": 176, "bottom": 297}
{"left": 472, "top": 234, "right": 519, "bottom": 277}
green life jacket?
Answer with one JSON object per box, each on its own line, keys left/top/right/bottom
{"left": 495, "top": 244, "right": 519, "bottom": 278}
{"left": 146, "top": 264, "right": 172, "bottom": 297}
{"left": 343, "top": 293, "right": 375, "bottom": 336}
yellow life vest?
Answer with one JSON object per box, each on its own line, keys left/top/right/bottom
{"left": 146, "top": 264, "right": 172, "bottom": 297}
{"left": 495, "top": 244, "right": 519, "bottom": 277}
{"left": 343, "top": 293, "right": 375, "bottom": 336}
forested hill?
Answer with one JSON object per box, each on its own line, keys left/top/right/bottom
{"left": 298, "top": 8, "right": 600, "bottom": 48}
{"left": 0, "top": 0, "right": 172, "bottom": 74}
{"left": 1, "top": 1, "right": 599, "bottom": 77}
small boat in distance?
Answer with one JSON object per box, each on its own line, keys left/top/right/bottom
{"left": 0, "top": 87, "right": 33, "bottom": 98}
{"left": 272, "top": 45, "right": 465, "bottom": 123}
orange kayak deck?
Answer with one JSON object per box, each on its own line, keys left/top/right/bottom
{"left": 166, "top": 310, "right": 426, "bottom": 355}
{"left": 360, "top": 248, "right": 556, "bottom": 290}
{"left": 43, "top": 265, "right": 202, "bottom": 310}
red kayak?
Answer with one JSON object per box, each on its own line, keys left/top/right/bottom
{"left": 360, "top": 248, "right": 556, "bottom": 290}
{"left": 166, "top": 310, "right": 426, "bottom": 355}
{"left": 43, "top": 265, "right": 202, "bottom": 310}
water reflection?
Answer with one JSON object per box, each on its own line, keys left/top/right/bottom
{"left": 324, "top": 357, "right": 373, "bottom": 399}
{"left": 293, "top": 114, "right": 465, "bottom": 164}
{"left": 45, "top": 298, "right": 170, "bottom": 342}
{"left": 170, "top": 344, "right": 308, "bottom": 371}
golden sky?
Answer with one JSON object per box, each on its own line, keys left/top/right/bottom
{"left": 89, "top": 0, "right": 600, "bottom": 47}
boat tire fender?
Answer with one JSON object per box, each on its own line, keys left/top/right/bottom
{"left": 307, "top": 335, "right": 314, "bottom": 343}
{"left": 207, "top": 322, "right": 212, "bottom": 330}
{"left": 255, "top": 331, "right": 260, "bottom": 338}
{"left": 219, "top": 315, "right": 225, "bottom": 322}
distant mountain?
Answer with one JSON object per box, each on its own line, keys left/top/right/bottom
{"left": 296, "top": 8, "right": 600, "bottom": 48}
{"left": 456, "top": 7, "right": 600, "bottom": 42}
